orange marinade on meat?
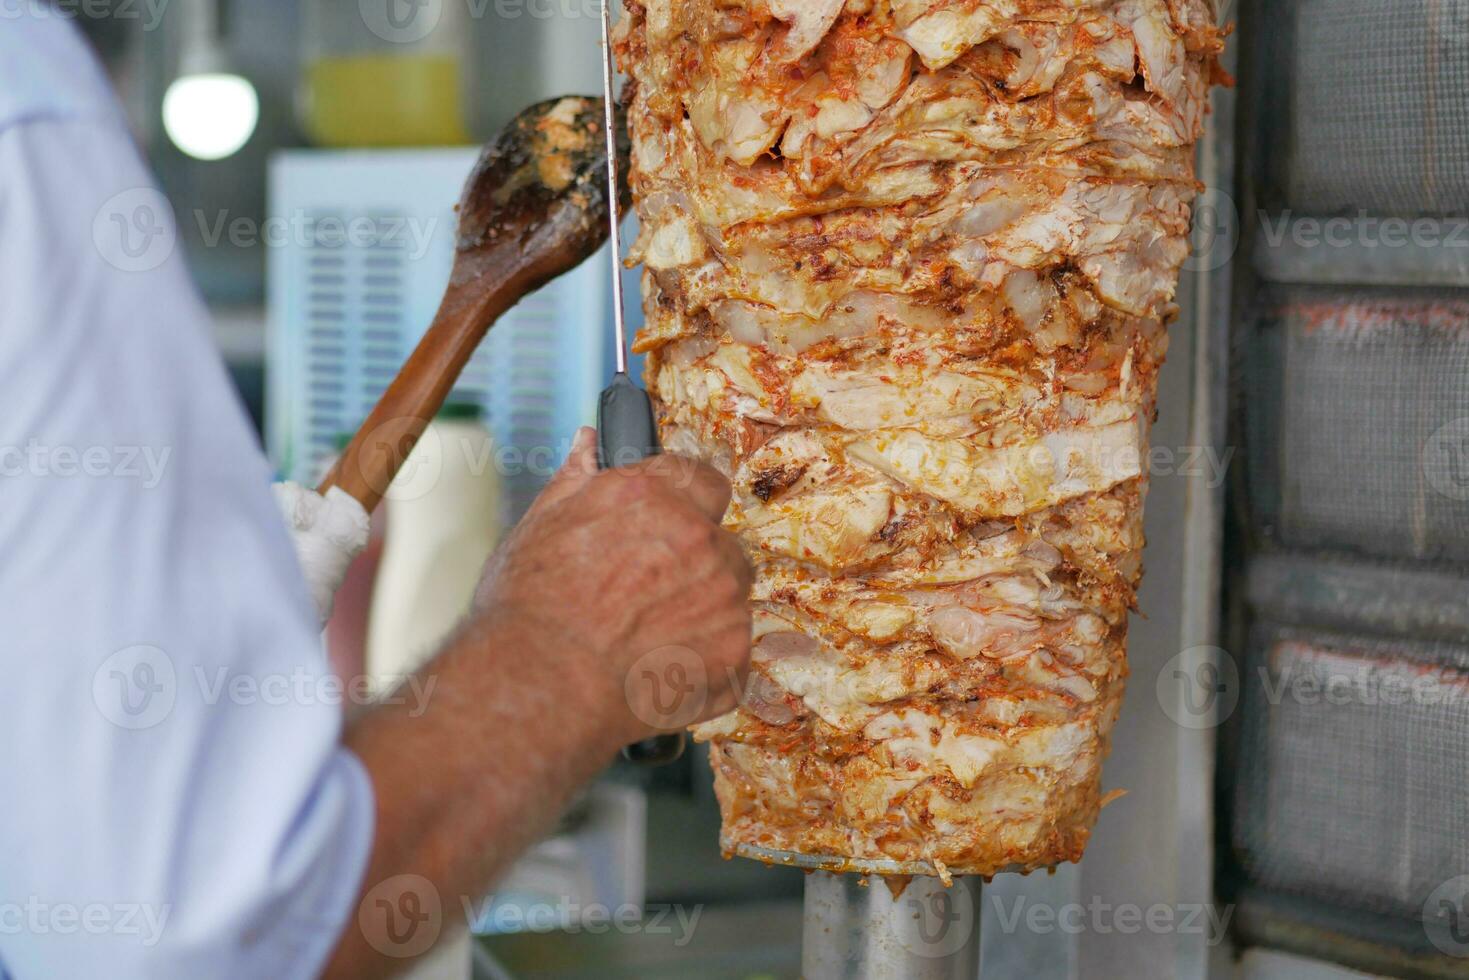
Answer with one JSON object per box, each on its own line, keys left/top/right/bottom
{"left": 615, "top": 0, "right": 1226, "bottom": 877}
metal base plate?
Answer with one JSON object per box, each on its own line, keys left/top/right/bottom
{"left": 731, "top": 841, "right": 1032, "bottom": 880}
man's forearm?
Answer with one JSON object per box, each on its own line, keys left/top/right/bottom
{"left": 319, "top": 433, "right": 753, "bottom": 978}
{"left": 323, "top": 607, "right": 625, "bottom": 978}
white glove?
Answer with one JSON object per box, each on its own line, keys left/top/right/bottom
{"left": 272, "top": 482, "right": 371, "bottom": 626}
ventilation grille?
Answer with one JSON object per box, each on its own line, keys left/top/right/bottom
{"left": 1267, "top": 0, "right": 1469, "bottom": 214}
{"left": 1234, "top": 621, "right": 1469, "bottom": 922}
{"left": 1243, "top": 287, "right": 1469, "bottom": 563}
{"left": 1228, "top": 3, "right": 1469, "bottom": 971}
{"left": 294, "top": 211, "right": 415, "bottom": 469}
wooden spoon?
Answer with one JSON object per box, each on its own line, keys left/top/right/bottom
{"left": 319, "top": 95, "right": 629, "bottom": 513}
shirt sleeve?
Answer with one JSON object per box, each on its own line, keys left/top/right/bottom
{"left": 0, "top": 55, "right": 375, "bottom": 980}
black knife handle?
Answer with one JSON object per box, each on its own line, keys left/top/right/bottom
{"left": 597, "top": 372, "right": 659, "bottom": 469}
{"left": 596, "top": 373, "right": 685, "bottom": 767}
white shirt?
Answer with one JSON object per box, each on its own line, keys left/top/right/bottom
{"left": 0, "top": 12, "right": 374, "bottom": 978}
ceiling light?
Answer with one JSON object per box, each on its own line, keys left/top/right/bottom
{"left": 162, "top": 0, "right": 258, "bottom": 161}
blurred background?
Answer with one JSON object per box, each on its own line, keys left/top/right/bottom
{"left": 68, "top": 0, "right": 1469, "bottom": 978}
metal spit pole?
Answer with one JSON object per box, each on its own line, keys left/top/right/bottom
{"left": 801, "top": 871, "right": 983, "bottom": 980}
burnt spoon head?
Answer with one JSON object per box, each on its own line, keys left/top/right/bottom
{"left": 453, "top": 95, "right": 631, "bottom": 277}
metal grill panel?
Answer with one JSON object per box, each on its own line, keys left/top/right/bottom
{"left": 1234, "top": 622, "right": 1469, "bottom": 921}
{"left": 1244, "top": 288, "right": 1469, "bottom": 562}
{"left": 1274, "top": 0, "right": 1469, "bottom": 214}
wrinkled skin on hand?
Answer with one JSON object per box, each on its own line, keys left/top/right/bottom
{"left": 474, "top": 427, "right": 754, "bottom": 744}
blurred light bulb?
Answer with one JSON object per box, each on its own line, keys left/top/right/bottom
{"left": 162, "top": 72, "right": 259, "bottom": 161}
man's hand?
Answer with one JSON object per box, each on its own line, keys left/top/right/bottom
{"left": 475, "top": 427, "right": 753, "bottom": 743}
{"left": 325, "top": 428, "right": 753, "bottom": 979}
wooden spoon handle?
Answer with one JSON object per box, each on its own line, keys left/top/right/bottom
{"left": 318, "top": 279, "right": 521, "bottom": 514}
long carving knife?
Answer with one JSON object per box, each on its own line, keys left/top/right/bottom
{"left": 597, "top": 0, "right": 685, "bottom": 767}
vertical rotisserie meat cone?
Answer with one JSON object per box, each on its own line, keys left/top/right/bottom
{"left": 615, "top": 0, "right": 1226, "bottom": 878}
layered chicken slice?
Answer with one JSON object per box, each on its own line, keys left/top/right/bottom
{"left": 616, "top": 0, "right": 1223, "bottom": 875}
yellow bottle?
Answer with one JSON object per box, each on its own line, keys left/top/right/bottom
{"left": 299, "top": 0, "right": 470, "bottom": 148}
{"left": 302, "top": 53, "right": 470, "bottom": 147}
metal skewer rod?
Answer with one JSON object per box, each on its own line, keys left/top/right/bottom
{"left": 599, "top": 0, "right": 629, "bottom": 376}
{"left": 803, "top": 871, "right": 983, "bottom": 980}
